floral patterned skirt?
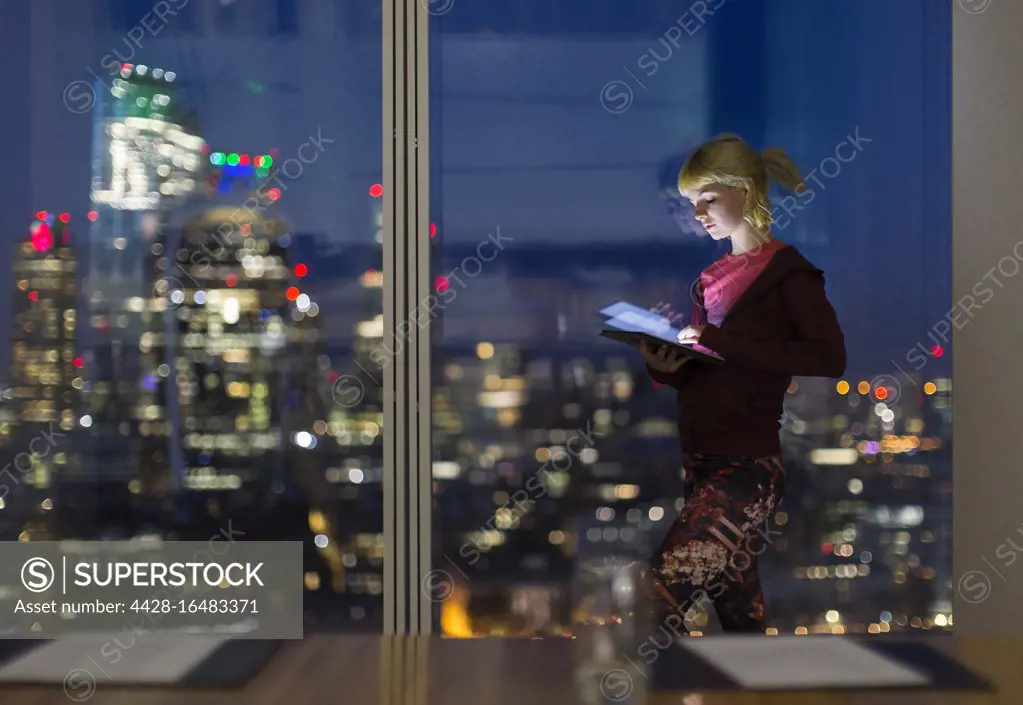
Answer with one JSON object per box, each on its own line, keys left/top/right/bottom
{"left": 650, "top": 453, "right": 786, "bottom": 633}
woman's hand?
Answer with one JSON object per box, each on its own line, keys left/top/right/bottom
{"left": 640, "top": 341, "right": 690, "bottom": 374}
{"left": 676, "top": 324, "right": 705, "bottom": 345}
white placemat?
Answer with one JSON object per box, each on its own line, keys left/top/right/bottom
{"left": 681, "top": 636, "right": 932, "bottom": 689}
{"left": 0, "top": 634, "right": 227, "bottom": 684}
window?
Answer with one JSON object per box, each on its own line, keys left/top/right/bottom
{"left": 11, "top": 0, "right": 383, "bottom": 632}
{"left": 429, "top": 0, "right": 952, "bottom": 636}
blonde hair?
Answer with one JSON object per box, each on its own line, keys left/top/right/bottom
{"left": 677, "top": 133, "right": 805, "bottom": 232}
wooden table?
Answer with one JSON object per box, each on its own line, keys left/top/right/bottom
{"left": 0, "top": 635, "right": 1016, "bottom": 705}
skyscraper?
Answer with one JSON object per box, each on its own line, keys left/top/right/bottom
{"left": 8, "top": 213, "right": 79, "bottom": 431}
{"left": 173, "top": 207, "right": 293, "bottom": 494}
{"left": 82, "top": 63, "right": 204, "bottom": 497}
{"left": 3, "top": 212, "right": 79, "bottom": 539}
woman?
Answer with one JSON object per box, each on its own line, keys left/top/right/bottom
{"left": 640, "top": 133, "right": 846, "bottom": 633}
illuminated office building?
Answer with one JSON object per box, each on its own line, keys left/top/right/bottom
{"left": 173, "top": 207, "right": 291, "bottom": 492}
{"left": 2, "top": 213, "right": 80, "bottom": 539}
{"left": 8, "top": 213, "right": 79, "bottom": 433}
{"left": 82, "top": 63, "right": 205, "bottom": 492}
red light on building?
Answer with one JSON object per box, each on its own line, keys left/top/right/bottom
{"left": 875, "top": 386, "right": 889, "bottom": 400}
{"left": 226, "top": 274, "right": 238, "bottom": 287}
{"left": 73, "top": 357, "right": 84, "bottom": 369}
{"left": 239, "top": 154, "right": 251, "bottom": 166}
{"left": 267, "top": 188, "right": 281, "bottom": 201}
{"left": 286, "top": 287, "right": 300, "bottom": 301}
{"left": 239, "top": 223, "right": 251, "bottom": 236}
{"left": 435, "top": 276, "right": 449, "bottom": 292}
{"left": 430, "top": 223, "right": 437, "bottom": 238}
{"left": 932, "top": 345, "right": 944, "bottom": 358}
{"left": 822, "top": 542, "right": 833, "bottom": 555}
{"left": 59, "top": 212, "right": 71, "bottom": 223}
{"left": 87, "top": 210, "right": 99, "bottom": 222}
{"left": 35, "top": 211, "right": 47, "bottom": 221}
{"left": 294, "top": 263, "right": 308, "bottom": 277}
{"left": 28, "top": 291, "right": 38, "bottom": 302}
{"left": 369, "top": 183, "right": 383, "bottom": 198}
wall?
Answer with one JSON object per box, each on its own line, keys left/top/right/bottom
{"left": 953, "top": 0, "right": 1023, "bottom": 635}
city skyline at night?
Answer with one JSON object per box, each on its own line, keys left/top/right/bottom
{"left": 0, "top": 0, "right": 953, "bottom": 639}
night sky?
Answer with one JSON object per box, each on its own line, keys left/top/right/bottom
{"left": 0, "top": 0, "right": 952, "bottom": 381}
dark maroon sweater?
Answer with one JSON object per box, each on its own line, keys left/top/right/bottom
{"left": 647, "top": 245, "right": 846, "bottom": 457}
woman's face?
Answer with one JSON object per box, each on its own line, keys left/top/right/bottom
{"left": 685, "top": 183, "right": 747, "bottom": 239}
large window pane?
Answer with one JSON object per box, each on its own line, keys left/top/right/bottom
{"left": 430, "top": 0, "right": 951, "bottom": 636}
{"left": 1, "top": 0, "right": 384, "bottom": 632}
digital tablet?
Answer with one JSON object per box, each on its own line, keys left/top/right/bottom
{"left": 599, "top": 329, "right": 725, "bottom": 365}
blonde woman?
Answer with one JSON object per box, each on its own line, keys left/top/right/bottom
{"left": 640, "top": 134, "right": 846, "bottom": 633}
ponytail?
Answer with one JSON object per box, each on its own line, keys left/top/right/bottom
{"left": 761, "top": 147, "right": 805, "bottom": 193}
